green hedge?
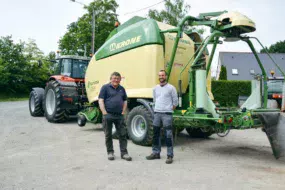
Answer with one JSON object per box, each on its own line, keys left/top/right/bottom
{"left": 212, "top": 80, "right": 251, "bottom": 107}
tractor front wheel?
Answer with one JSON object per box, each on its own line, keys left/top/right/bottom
{"left": 43, "top": 81, "right": 68, "bottom": 123}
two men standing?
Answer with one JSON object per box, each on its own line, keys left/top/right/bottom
{"left": 98, "top": 70, "right": 178, "bottom": 164}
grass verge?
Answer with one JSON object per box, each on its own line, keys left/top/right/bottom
{"left": 0, "top": 92, "right": 29, "bottom": 102}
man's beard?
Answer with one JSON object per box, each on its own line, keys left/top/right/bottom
{"left": 159, "top": 78, "right": 166, "bottom": 83}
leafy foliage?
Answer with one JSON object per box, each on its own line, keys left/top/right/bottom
{"left": 261, "top": 40, "right": 285, "bottom": 53}
{"left": 148, "top": 0, "right": 190, "bottom": 26}
{"left": 219, "top": 65, "right": 227, "bottom": 80}
{"left": 58, "top": 0, "right": 119, "bottom": 56}
{"left": 212, "top": 80, "right": 251, "bottom": 106}
{"left": 0, "top": 36, "right": 54, "bottom": 94}
{"left": 147, "top": 0, "right": 204, "bottom": 34}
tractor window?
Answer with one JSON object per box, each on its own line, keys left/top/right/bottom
{"left": 268, "top": 80, "right": 284, "bottom": 94}
{"left": 53, "top": 59, "right": 61, "bottom": 75}
{"left": 72, "top": 59, "right": 89, "bottom": 79}
{"left": 61, "top": 59, "right": 72, "bottom": 77}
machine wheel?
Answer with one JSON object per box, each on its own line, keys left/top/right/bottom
{"left": 186, "top": 128, "right": 213, "bottom": 138}
{"left": 112, "top": 109, "right": 129, "bottom": 139}
{"left": 112, "top": 124, "right": 119, "bottom": 139}
{"left": 29, "top": 89, "right": 44, "bottom": 116}
{"left": 77, "top": 114, "right": 86, "bottom": 127}
{"left": 127, "top": 105, "right": 153, "bottom": 146}
{"left": 173, "top": 127, "right": 185, "bottom": 136}
{"left": 216, "top": 128, "right": 230, "bottom": 137}
{"left": 43, "top": 80, "right": 68, "bottom": 123}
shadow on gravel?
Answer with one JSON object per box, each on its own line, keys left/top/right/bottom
{"left": 173, "top": 132, "right": 217, "bottom": 146}
{"left": 207, "top": 145, "right": 284, "bottom": 162}
{"left": 81, "top": 127, "right": 104, "bottom": 132}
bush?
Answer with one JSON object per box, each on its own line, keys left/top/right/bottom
{"left": 219, "top": 65, "right": 227, "bottom": 80}
{"left": 212, "top": 80, "right": 251, "bottom": 107}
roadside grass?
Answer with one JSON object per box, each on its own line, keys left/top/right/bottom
{"left": 0, "top": 92, "right": 29, "bottom": 102}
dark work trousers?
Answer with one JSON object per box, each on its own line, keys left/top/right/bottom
{"left": 103, "top": 113, "right": 128, "bottom": 156}
{"left": 152, "top": 112, "right": 174, "bottom": 158}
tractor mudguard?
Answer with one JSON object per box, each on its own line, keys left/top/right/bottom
{"left": 56, "top": 80, "right": 79, "bottom": 110}
{"left": 258, "top": 113, "right": 285, "bottom": 160}
{"left": 137, "top": 99, "right": 154, "bottom": 118}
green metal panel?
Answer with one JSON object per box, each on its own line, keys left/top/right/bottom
{"left": 106, "top": 16, "right": 146, "bottom": 40}
{"left": 95, "top": 18, "right": 164, "bottom": 60}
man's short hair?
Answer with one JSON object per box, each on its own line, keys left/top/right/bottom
{"left": 159, "top": 69, "right": 168, "bottom": 76}
{"left": 110, "top": 71, "right": 121, "bottom": 79}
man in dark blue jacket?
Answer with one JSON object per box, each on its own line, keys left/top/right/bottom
{"left": 98, "top": 72, "right": 132, "bottom": 161}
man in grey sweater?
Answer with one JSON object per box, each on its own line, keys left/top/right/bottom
{"left": 146, "top": 70, "right": 178, "bottom": 164}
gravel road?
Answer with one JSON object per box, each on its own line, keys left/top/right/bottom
{"left": 0, "top": 101, "right": 285, "bottom": 190}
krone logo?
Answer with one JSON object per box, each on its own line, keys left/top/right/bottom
{"left": 109, "top": 35, "right": 142, "bottom": 51}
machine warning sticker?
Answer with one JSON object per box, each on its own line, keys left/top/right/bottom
{"left": 87, "top": 80, "right": 99, "bottom": 90}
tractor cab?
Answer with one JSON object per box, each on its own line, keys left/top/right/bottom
{"left": 53, "top": 55, "right": 90, "bottom": 79}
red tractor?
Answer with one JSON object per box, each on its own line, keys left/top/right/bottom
{"left": 29, "top": 55, "right": 90, "bottom": 122}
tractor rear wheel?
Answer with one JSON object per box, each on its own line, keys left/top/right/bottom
{"left": 43, "top": 80, "right": 68, "bottom": 123}
{"left": 186, "top": 128, "right": 213, "bottom": 138}
{"left": 29, "top": 89, "right": 44, "bottom": 116}
{"left": 127, "top": 106, "right": 153, "bottom": 146}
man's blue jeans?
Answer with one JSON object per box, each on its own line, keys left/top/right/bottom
{"left": 152, "top": 112, "right": 174, "bottom": 157}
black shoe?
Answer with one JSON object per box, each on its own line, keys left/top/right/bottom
{"left": 108, "top": 153, "right": 115, "bottom": 160}
{"left": 146, "top": 153, "right": 160, "bottom": 160}
{"left": 166, "top": 156, "right": 173, "bottom": 164}
{"left": 121, "top": 154, "right": 132, "bottom": 161}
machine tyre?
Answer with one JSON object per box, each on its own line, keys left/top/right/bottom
{"left": 173, "top": 127, "right": 185, "bottom": 136}
{"left": 127, "top": 105, "right": 153, "bottom": 146}
{"left": 29, "top": 90, "right": 44, "bottom": 117}
{"left": 112, "top": 123, "right": 119, "bottom": 139}
{"left": 186, "top": 128, "right": 213, "bottom": 138}
{"left": 77, "top": 114, "right": 86, "bottom": 127}
{"left": 112, "top": 109, "right": 129, "bottom": 139}
{"left": 43, "top": 80, "right": 68, "bottom": 123}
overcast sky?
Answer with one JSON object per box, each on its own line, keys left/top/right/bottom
{"left": 1, "top": 0, "right": 284, "bottom": 74}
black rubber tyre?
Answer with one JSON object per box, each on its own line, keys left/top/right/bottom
{"left": 127, "top": 105, "right": 153, "bottom": 146}
{"left": 186, "top": 128, "right": 213, "bottom": 138}
{"left": 29, "top": 89, "right": 44, "bottom": 116}
{"left": 112, "top": 109, "right": 129, "bottom": 139}
{"left": 173, "top": 127, "right": 185, "bottom": 136}
{"left": 77, "top": 114, "right": 86, "bottom": 127}
{"left": 43, "top": 80, "right": 68, "bottom": 123}
{"left": 112, "top": 123, "right": 119, "bottom": 139}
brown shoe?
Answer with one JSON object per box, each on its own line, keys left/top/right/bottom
{"left": 166, "top": 156, "right": 173, "bottom": 164}
{"left": 121, "top": 154, "right": 132, "bottom": 161}
{"left": 146, "top": 153, "right": 160, "bottom": 160}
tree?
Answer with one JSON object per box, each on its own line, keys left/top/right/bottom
{"left": 148, "top": 0, "right": 204, "bottom": 34}
{"left": 148, "top": 0, "right": 190, "bottom": 26}
{"left": 260, "top": 40, "right": 285, "bottom": 53}
{"left": 59, "top": 0, "right": 119, "bottom": 56}
{"left": 219, "top": 65, "right": 227, "bottom": 80}
{"left": 0, "top": 36, "right": 27, "bottom": 93}
{"left": 23, "top": 39, "right": 54, "bottom": 89}
{"left": 0, "top": 36, "right": 52, "bottom": 94}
